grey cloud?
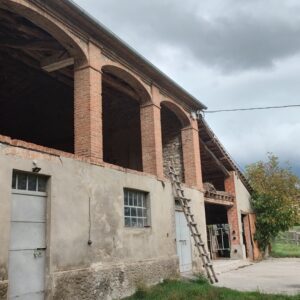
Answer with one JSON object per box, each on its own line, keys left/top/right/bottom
{"left": 75, "top": 0, "right": 300, "bottom": 176}
{"left": 77, "top": 0, "right": 300, "bottom": 72}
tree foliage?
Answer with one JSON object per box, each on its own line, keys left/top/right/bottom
{"left": 245, "top": 153, "right": 300, "bottom": 252}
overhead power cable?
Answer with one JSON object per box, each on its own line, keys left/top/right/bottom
{"left": 201, "top": 104, "right": 300, "bottom": 114}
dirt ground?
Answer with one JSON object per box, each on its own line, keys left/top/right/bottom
{"left": 215, "top": 258, "right": 300, "bottom": 295}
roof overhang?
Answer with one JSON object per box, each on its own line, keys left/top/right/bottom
{"left": 198, "top": 116, "right": 253, "bottom": 193}
{"left": 30, "top": 0, "right": 207, "bottom": 112}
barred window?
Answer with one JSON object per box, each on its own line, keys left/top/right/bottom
{"left": 124, "top": 189, "right": 150, "bottom": 228}
{"left": 12, "top": 171, "right": 47, "bottom": 193}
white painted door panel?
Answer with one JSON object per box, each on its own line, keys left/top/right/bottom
{"left": 10, "top": 222, "right": 46, "bottom": 250}
{"left": 12, "top": 193, "right": 46, "bottom": 222}
{"left": 9, "top": 187, "right": 46, "bottom": 300}
{"left": 175, "top": 211, "right": 192, "bottom": 273}
{"left": 11, "top": 292, "right": 44, "bottom": 300}
{"left": 9, "top": 250, "right": 45, "bottom": 298}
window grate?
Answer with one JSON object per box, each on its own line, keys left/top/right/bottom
{"left": 12, "top": 171, "right": 47, "bottom": 193}
{"left": 124, "top": 189, "right": 149, "bottom": 228}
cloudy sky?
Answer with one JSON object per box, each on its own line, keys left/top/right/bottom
{"left": 74, "top": 0, "right": 300, "bottom": 175}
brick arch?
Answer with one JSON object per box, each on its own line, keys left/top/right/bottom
{"left": 0, "top": 0, "right": 88, "bottom": 62}
{"left": 160, "top": 100, "right": 191, "bottom": 128}
{"left": 102, "top": 65, "right": 152, "bottom": 104}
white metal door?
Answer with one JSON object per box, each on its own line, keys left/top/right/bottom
{"left": 175, "top": 211, "right": 192, "bottom": 273}
{"left": 9, "top": 172, "right": 47, "bottom": 300}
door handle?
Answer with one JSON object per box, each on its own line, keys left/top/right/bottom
{"left": 33, "top": 248, "right": 46, "bottom": 258}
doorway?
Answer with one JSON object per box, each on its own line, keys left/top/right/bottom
{"left": 175, "top": 211, "right": 192, "bottom": 273}
{"left": 9, "top": 171, "right": 48, "bottom": 299}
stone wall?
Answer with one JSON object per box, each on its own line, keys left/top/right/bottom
{"left": 161, "top": 106, "right": 184, "bottom": 182}
{"left": 0, "top": 281, "right": 7, "bottom": 300}
{"left": 53, "top": 257, "right": 178, "bottom": 300}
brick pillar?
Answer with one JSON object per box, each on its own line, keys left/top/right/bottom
{"left": 243, "top": 214, "right": 254, "bottom": 259}
{"left": 181, "top": 122, "right": 203, "bottom": 189}
{"left": 225, "top": 172, "right": 240, "bottom": 244}
{"left": 249, "top": 213, "right": 262, "bottom": 260}
{"left": 74, "top": 44, "right": 102, "bottom": 162}
{"left": 140, "top": 103, "right": 164, "bottom": 178}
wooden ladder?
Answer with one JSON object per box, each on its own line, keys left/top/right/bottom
{"left": 169, "top": 164, "right": 218, "bottom": 284}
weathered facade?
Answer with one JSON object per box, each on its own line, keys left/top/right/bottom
{"left": 0, "top": 1, "right": 258, "bottom": 299}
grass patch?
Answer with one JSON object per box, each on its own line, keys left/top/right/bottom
{"left": 124, "top": 280, "right": 300, "bottom": 300}
{"left": 271, "top": 242, "right": 300, "bottom": 258}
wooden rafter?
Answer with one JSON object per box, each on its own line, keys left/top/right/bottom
{"left": 200, "top": 138, "right": 230, "bottom": 177}
{"left": 0, "top": 38, "right": 63, "bottom": 51}
{"left": 42, "top": 57, "right": 74, "bottom": 72}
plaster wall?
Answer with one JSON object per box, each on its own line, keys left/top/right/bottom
{"left": 234, "top": 172, "right": 253, "bottom": 259}
{"left": 0, "top": 143, "right": 206, "bottom": 299}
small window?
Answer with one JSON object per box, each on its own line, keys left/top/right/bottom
{"left": 124, "top": 189, "right": 150, "bottom": 228}
{"left": 12, "top": 171, "right": 48, "bottom": 193}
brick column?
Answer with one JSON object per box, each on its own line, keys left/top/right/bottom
{"left": 140, "top": 103, "right": 164, "bottom": 178}
{"left": 249, "top": 213, "right": 262, "bottom": 260}
{"left": 74, "top": 43, "right": 102, "bottom": 162}
{"left": 225, "top": 172, "right": 241, "bottom": 250}
{"left": 243, "top": 214, "right": 254, "bottom": 259}
{"left": 181, "top": 122, "right": 203, "bottom": 189}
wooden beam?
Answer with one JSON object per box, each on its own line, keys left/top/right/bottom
{"left": 0, "top": 49, "right": 73, "bottom": 87}
{"left": 41, "top": 56, "right": 74, "bottom": 72}
{"left": 0, "top": 9, "right": 48, "bottom": 39}
{"left": 200, "top": 138, "right": 230, "bottom": 177}
{"left": 103, "top": 74, "right": 139, "bottom": 101}
{"left": 204, "top": 197, "right": 233, "bottom": 207}
{"left": 0, "top": 38, "right": 63, "bottom": 51}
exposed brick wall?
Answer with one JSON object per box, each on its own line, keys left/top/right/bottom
{"left": 243, "top": 214, "right": 254, "bottom": 259}
{"left": 74, "top": 66, "right": 102, "bottom": 161}
{"left": 161, "top": 106, "right": 184, "bottom": 182}
{"left": 249, "top": 213, "right": 262, "bottom": 260}
{"left": 140, "top": 104, "right": 164, "bottom": 177}
{"left": 181, "top": 126, "right": 202, "bottom": 189}
{"left": 225, "top": 172, "right": 241, "bottom": 245}
{"left": 0, "top": 53, "right": 74, "bottom": 153}
{"left": 103, "top": 84, "right": 142, "bottom": 171}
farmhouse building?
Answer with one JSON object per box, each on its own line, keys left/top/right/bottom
{"left": 0, "top": 1, "right": 259, "bottom": 299}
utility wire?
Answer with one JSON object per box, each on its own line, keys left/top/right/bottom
{"left": 202, "top": 104, "right": 300, "bottom": 114}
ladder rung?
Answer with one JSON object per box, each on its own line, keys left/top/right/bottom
{"left": 186, "top": 213, "right": 194, "bottom": 217}
{"left": 175, "top": 196, "right": 190, "bottom": 202}
{"left": 192, "top": 233, "right": 200, "bottom": 237}
{"left": 169, "top": 164, "right": 218, "bottom": 284}
{"left": 196, "top": 241, "right": 205, "bottom": 246}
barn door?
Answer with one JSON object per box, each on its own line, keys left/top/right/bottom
{"left": 9, "top": 172, "right": 47, "bottom": 300}
{"left": 175, "top": 211, "right": 192, "bottom": 273}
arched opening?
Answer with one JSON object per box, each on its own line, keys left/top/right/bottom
{"left": 161, "top": 102, "right": 190, "bottom": 182}
{"left": 0, "top": 7, "right": 83, "bottom": 153}
{"left": 102, "top": 65, "right": 150, "bottom": 171}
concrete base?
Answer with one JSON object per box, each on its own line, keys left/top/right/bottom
{"left": 52, "top": 257, "right": 179, "bottom": 300}
{"left": 0, "top": 281, "right": 8, "bottom": 300}
{"left": 213, "top": 259, "right": 252, "bottom": 275}
{"left": 216, "top": 258, "right": 300, "bottom": 295}
{"left": 230, "top": 245, "right": 245, "bottom": 259}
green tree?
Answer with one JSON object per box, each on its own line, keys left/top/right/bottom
{"left": 245, "top": 153, "right": 300, "bottom": 255}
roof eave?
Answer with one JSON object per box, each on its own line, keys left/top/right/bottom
{"left": 38, "top": 0, "right": 207, "bottom": 111}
